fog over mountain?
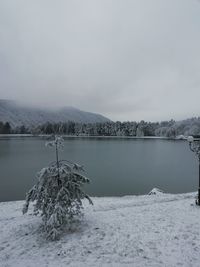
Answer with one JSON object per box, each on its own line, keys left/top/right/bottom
{"left": 0, "top": 0, "right": 200, "bottom": 121}
{"left": 0, "top": 100, "right": 110, "bottom": 127}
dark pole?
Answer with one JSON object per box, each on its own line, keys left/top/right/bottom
{"left": 188, "top": 136, "right": 200, "bottom": 206}
{"left": 198, "top": 160, "right": 200, "bottom": 205}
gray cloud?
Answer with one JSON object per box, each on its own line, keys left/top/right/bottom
{"left": 0, "top": 0, "right": 200, "bottom": 121}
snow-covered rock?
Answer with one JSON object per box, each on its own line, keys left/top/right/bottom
{"left": 148, "top": 187, "right": 164, "bottom": 195}
{"left": 176, "top": 135, "right": 186, "bottom": 140}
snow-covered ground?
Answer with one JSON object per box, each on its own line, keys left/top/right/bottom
{"left": 0, "top": 191, "right": 200, "bottom": 267}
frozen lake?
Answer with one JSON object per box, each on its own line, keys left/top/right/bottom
{"left": 0, "top": 136, "right": 197, "bottom": 202}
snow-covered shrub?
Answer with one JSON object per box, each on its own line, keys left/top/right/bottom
{"left": 23, "top": 136, "right": 92, "bottom": 240}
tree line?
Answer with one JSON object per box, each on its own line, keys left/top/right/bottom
{"left": 1, "top": 117, "right": 200, "bottom": 137}
{"left": 0, "top": 121, "right": 11, "bottom": 134}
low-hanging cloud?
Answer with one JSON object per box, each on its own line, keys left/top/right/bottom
{"left": 0, "top": 0, "right": 200, "bottom": 121}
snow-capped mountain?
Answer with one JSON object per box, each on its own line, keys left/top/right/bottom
{"left": 0, "top": 100, "right": 110, "bottom": 127}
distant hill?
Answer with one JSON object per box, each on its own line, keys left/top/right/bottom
{"left": 0, "top": 100, "right": 110, "bottom": 127}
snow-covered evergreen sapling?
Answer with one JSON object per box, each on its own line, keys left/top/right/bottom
{"left": 23, "top": 135, "right": 93, "bottom": 240}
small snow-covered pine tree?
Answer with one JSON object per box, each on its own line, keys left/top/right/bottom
{"left": 23, "top": 135, "right": 92, "bottom": 240}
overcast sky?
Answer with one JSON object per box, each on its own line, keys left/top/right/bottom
{"left": 0, "top": 0, "right": 200, "bottom": 122}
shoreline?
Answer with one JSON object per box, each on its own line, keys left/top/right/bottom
{"left": 0, "top": 190, "right": 196, "bottom": 204}
{"left": 0, "top": 134, "right": 185, "bottom": 140}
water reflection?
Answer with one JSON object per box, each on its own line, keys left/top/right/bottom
{"left": 0, "top": 137, "right": 197, "bottom": 201}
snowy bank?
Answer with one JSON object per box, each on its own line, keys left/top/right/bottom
{"left": 0, "top": 192, "right": 200, "bottom": 267}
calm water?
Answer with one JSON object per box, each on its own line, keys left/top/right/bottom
{"left": 0, "top": 136, "right": 197, "bottom": 202}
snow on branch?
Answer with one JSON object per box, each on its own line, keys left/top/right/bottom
{"left": 23, "top": 135, "right": 92, "bottom": 240}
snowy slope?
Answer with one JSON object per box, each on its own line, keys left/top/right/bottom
{"left": 0, "top": 191, "right": 200, "bottom": 267}
{"left": 0, "top": 100, "right": 110, "bottom": 127}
